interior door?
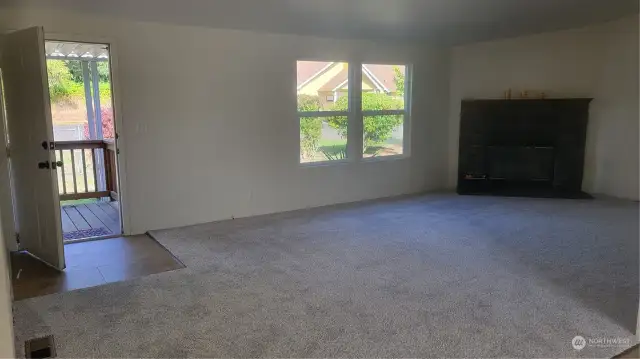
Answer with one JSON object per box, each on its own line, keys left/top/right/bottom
{"left": 1, "top": 27, "right": 65, "bottom": 269}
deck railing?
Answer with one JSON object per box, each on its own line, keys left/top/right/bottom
{"left": 54, "top": 140, "right": 118, "bottom": 201}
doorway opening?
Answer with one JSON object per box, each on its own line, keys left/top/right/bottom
{"left": 45, "top": 41, "right": 122, "bottom": 242}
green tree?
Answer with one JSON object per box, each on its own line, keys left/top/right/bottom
{"left": 64, "top": 60, "right": 111, "bottom": 83}
{"left": 96, "top": 62, "right": 111, "bottom": 82}
{"left": 297, "top": 94, "right": 323, "bottom": 159}
{"left": 64, "top": 60, "right": 83, "bottom": 82}
{"left": 47, "top": 60, "right": 74, "bottom": 102}
{"left": 393, "top": 66, "right": 405, "bottom": 96}
{"left": 327, "top": 92, "right": 403, "bottom": 150}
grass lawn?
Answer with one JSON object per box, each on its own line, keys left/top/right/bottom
{"left": 318, "top": 139, "right": 346, "bottom": 147}
{"left": 318, "top": 139, "right": 347, "bottom": 160}
{"left": 61, "top": 198, "right": 101, "bottom": 206}
{"left": 301, "top": 132, "right": 402, "bottom": 162}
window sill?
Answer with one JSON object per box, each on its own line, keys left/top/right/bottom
{"left": 361, "top": 154, "right": 410, "bottom": 163}
{"left": 298, "top": 154, "right": 410, "bottom": 167}
{"left": 299, "top": 159, "right": 352, "bottom": 168}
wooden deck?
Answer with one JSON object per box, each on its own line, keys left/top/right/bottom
{"left": 61, "top": 200, "right": 121, "bottom": 241}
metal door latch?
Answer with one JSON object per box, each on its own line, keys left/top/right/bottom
{"left": 41, "top": 141, "right": 55, "bottom": 150}
{"left": 38, "top": 161, "right": 62, "bottom": 169}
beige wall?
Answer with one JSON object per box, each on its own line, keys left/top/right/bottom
{"left": 448, "top": 15, "right": 639, "bottom": 200}
{"left": 0, "top": 7, "right": 450, "bottom": 234}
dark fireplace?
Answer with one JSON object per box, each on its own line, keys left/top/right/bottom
{"left": 457, "top": 99, "right": 592, "bottom": 199}
{"left": 488, "top": 146, "right": 555, "bottom": 181}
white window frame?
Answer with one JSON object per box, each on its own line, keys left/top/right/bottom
{"left": 297, "top": 61, "right": 412, "bottom": 165}
{"left": 360, "top": 63, "right": 412, "bottom": 161}
{"left": 297, "top": 60, "right": 352, "bottom": 165}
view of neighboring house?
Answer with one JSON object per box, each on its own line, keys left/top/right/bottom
{"left": 297, "top": 62, "right": 400, "bottom": 109}
{"left": 296, "top": 61, "right": 406, "bottom": 162}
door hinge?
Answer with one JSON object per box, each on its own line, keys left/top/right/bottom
{"left": 15, "top": 232, "right": 20, "bottom": 245}
{"left": 5, "top": 145, "right": 9, "bottom": 158}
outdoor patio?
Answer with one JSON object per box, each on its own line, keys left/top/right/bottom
{"left": 45, "top": 41, "right": 121, "bottom": 242}
{"left": 61, "top": 200, "right": 121, "bottom": 241}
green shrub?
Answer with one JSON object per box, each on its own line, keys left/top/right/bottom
{"left": 300, "top": 117, "right": 322, "bottom": 159}
{"left": 47, "top": 60, "right": 74, "bottom": 102}
{"left": 393, "top": 66, "right": 405, "bottom": 96}
{"left": 47, "top": 60, "right": 114, "bottom": 106}
{"left": 327, "top": 92, "right": 403, "bottom": 150}
{"left": 298, "top": 95, "right": 323, "bottom": 159}
{"left": 64, "top": 60, "right": 111, "bottom": 83}
{"left": 320, "top": 145, "right": 347, "bottom": 161}
{"left": 297, "top": 94, "right": 321, "bottom": 112}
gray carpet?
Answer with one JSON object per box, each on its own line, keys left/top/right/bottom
{"left": 13, "top": 193, "right": 639, "bottom": 357}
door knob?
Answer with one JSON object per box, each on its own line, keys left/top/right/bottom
{"left": 52, "top": 161, "right": 63, "bottom": 170}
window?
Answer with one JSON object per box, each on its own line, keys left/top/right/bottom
{"left": 362, "top": 64, "right": 408, "bottom": 158}
{"left": 297, "top": 61, "right": 410, "bottom": 164}
{"left": 297, "top": 61, "right": 349, "bottom": 163}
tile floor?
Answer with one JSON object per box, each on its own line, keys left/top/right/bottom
{"left": 10, "top": 235, "right": 185, "bottom": 301}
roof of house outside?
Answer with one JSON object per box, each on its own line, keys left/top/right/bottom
{"left": 296, "top": 61, "right": 332, "bottom": 87}
{"left": 364, "top": 64, "right": 399, "bottom": 93}
{"left": 297, "top": 62, "right": 401, "bottom": 93}
{"left": 318, "top": 67, "right": 348, "bottom": 92}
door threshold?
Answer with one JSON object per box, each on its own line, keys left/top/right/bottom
{"left": 63, "top": 233, "right": 123, "bottom": 245}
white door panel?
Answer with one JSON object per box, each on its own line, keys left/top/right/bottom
{"left": 0, "top": 77, "right": 16, "bottom": 252}
{"left": 1, "top": 27, "right": 64, "bottom": 269}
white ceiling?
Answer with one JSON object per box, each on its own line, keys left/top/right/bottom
{"left": 8, "top": 0, "right": 640, "bottom": 44}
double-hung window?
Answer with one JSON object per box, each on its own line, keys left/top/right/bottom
{"left": 297, "top": 61, "right": 350, "bottom": 163}
{"left": 361, "top": 64, "right": 409, "bottom": 158}
{"left": 297, "top": 61, "right": 410, "bottom": 164}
